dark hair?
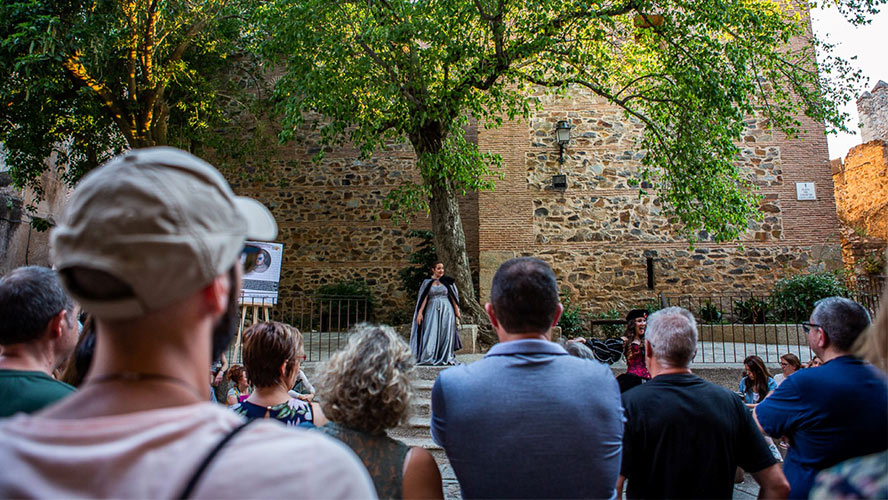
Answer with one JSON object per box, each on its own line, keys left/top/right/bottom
{"left": 58, "top": 316, "right": 96, "bottom": 387}
{"left": 811, "top": 297, "right": 872, "bottom": 351}
{"left": 0, "top": 266, "right": 75, "bottom": 345}
{"left": 780, "top": 353, "right": 802, "bottom": 371}
{"left": 227, "top": 364, "right": 246, "bottom": 384}
{"left": 430, "top": 261, "right": 443, "bottom": 272}
{"left": 242, "top": 321, "right": 303, "bottom": 388}
{"left": 743, "top": 355, "right": 771, "bottom": 402}
{"left": 490, "top": 257, "right": 559, "bottom": 334}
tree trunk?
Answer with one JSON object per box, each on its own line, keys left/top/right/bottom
{"left": 427, "top": 181, "right": 496, "bottom": 346}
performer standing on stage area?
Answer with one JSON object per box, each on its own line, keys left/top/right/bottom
{"left": 410, "top": 262, "right": 462, "bottom": 365}
{"left": 617, "top": 309, "right": 652, "bottom": 393}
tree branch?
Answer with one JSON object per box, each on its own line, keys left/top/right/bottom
{"left": 61, "top": 51, "right": 134, "bottom": 144}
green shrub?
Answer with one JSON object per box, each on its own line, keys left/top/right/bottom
{"left": 558, "top": 290, "right": 587, "bottom": 338}
{"left": 733, "top": 297, "right": 769, "bottom": 324}
{"left": 770, "top": 272, "right": 849, "bottom": 322}
{"left": 591, "top": 308, "right": 624, "bottom": 339}
{"left": 862, "top": 252, "right": 886, "bottom": 276}
{"left": 699, "top": 301, "right": 723, "bottom": 323}
{"left": 313, "top": 280, "right": 375, "bottom": 328}
{"left": 398, "top": 230, "right": 437, "bottom": 294}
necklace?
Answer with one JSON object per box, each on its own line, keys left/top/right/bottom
{"left": 87, "top": 372, "right": 204, "bottom": 401}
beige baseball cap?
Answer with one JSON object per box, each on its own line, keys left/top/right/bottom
{"left": 50, "top": 147, "right": 277, "bottom": 319}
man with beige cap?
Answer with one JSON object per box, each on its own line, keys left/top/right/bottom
{"left": 0, "top": 148, "right": 376, "bottom": 498}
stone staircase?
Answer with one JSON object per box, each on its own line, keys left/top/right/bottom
{"left": 386, "top": 365, "right": 462, "bottom": 499}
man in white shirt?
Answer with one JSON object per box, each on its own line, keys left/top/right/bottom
{"left": 0, "top": 147, "right": 376, "bottom": 499}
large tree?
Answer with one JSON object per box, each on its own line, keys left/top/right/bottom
{"left": 258, "top": 0, "right": 875, "bottom": 337}
{"left": 0, "top": 0, "right": 255, "bottom": 200}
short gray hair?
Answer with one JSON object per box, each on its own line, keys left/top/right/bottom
{"left": 646, "top": 307, "right": 698, "bottom": 368}
{"left": 561, "top": 339, "right": 596, "bottom": 360}
{"left": 811, "top": 297, "right": 871, "bottom": 352}
{"left": 0, "top": 266, "right": 75, "bottom": 345}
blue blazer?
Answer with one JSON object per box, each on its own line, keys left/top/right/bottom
{"left": 431, "top": 339, "right": 624, "bottom": 499}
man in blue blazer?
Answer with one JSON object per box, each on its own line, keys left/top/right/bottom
{"left": 431, "top": 257, "right": 624, "bottom": 499}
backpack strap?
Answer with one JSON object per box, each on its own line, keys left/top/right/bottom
{"left": 177, "top": 418, "right": 258, "bottom": 499}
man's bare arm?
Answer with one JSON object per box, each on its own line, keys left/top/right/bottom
{"left": 751, "top": 463, "right": 790, "bottom": 499}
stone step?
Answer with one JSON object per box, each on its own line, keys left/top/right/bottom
{"left": 413, "top": 379, "right": 435, "bottom": 398}
{"left": 389, "top": 416, "right": 432, "bottom": 440}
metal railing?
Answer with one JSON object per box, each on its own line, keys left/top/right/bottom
{"left": 226, "top": 294, "right": 370, "bottom": 364}
{"left": 586, "top": 278, "right": 883, "bottom": 365}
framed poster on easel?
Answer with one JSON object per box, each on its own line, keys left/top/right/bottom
{"left": 234, "top": 241, "right": 284, "bottom": 360}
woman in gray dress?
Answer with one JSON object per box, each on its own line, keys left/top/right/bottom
{"left": 409, "top": 262, "right": 461, "bottom": 365}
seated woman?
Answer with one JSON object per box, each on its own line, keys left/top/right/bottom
{"left": 226, "top": 364, "right": 250, "bottom": 405}
{"left": 739, "top": 355, "right": 778, "bottom": 405}
{"left": 316, "top": 324, "right": 443, "bottom": 500}
{"left": 231, "top": 321, "right": 326, "bottom": 427}
{"left": 774, "top": 353, "right": 802, "bottom": 386}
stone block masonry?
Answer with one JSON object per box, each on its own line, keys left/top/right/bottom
{"left": 858, "top": 81, "right": 888, "bottom": 143}
{"left": 477, "top": 78, "right": 840, "bottom": 313}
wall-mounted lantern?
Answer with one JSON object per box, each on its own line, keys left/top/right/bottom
{"left": 555, "top": 120, "right": 572, "bottom": 164}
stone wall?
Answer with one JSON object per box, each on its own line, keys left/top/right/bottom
{"left": 223, "top": 123, "right": 481, "bottom": 325}
{"left": 0, "top": 152, "right": 72, "bottom": 274}
{"left": 858, "top": 81, "right": 888, "bottom": 143}
{"left": 477, "top": 73, "right": 840, "bottom": 314}
{"left": 832, "top": 140, "right": 888, "bottom": 274}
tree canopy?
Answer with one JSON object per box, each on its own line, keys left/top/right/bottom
{"left": 0, "top": 0, "right": 254, "bottom": 200}
{"left": 257, "top": 0, "right": 878, "bottom": 333}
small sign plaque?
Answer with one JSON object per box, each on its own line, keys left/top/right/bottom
{"left": 796, "top": 182, "right": 816, "bottom": 201}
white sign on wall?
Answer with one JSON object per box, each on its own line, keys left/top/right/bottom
{"left": 240, "top": 241, "right": 284, "bottom": 306}
{"left": 796, "top": 182, "right": 816, "bottom": 201}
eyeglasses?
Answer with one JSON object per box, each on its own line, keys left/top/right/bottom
{"left": 801, "top": 322, "right": 825, "bottom": 334}
{"left": 295, "top": 354, "right": 307, "bottom": 362}
{"left": 779, "top": 362, "right": 789, "bottom": 366}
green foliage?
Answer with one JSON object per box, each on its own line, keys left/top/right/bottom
{"left": 313, "top": 279, "right": 375, "bottom": 327}
{"left": 314, "top": 280, "right": 373, "bottom": 298}
{"left": 699, "top": 301, "right": 724, "bottom": 323}
{"left": 0, "top": 0, "right": 259, "bottom": 203}
{"left": 591, "top": 308, "right": 624, "bottom": 339}
{"left": 733, "top": 297, "right": 769, "bottom": 324}
{"left": 257, "top": 0, "right": 877, "bottom": 244}
{"left": 770, "top": 272, "right": 849, "bottom": 322}
{"left": 558, "top": 290, "right": 587, "bottom": 338}
{"left": 862, "top": 252, "right": 886, "bottom": 276}
{"left": 398, "top": 230, "right": 437, "bottom": 294}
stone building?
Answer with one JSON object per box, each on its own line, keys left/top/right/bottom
{"left": 858, "top": 81, "right": 888, "bottom": 143}
{"left": 831, "top": 81, "right": 888, "bottom": 275}
{"left": 229, "top": 78, "right": 841, "bottom": 320}
{"left": 0, "top": 15, "right": 847, "bottom": 324}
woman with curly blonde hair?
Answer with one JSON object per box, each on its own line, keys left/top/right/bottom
{"left": 317, "top": 324, "right": 442, "bottom": 500}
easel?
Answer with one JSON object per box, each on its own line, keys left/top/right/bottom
{"left": 232, "top": 300, "right": 272, "bottom": 363}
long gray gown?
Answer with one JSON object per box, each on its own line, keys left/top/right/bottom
{"left": 414, "top": 284, "right": 458, "bottom": 365}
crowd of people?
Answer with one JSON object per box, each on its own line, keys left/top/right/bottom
{"left": 0, "top": 147, "right": 886, "bottom": 499}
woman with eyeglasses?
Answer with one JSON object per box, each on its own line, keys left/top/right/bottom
{"left": 774, "top": 353, "right": 802, "bottom": 386}
{"left": 231, "top": 321, "right": 326, "bottom": 427}
{"left": 739, "top": 355, "right": 778, "bottom": 406}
